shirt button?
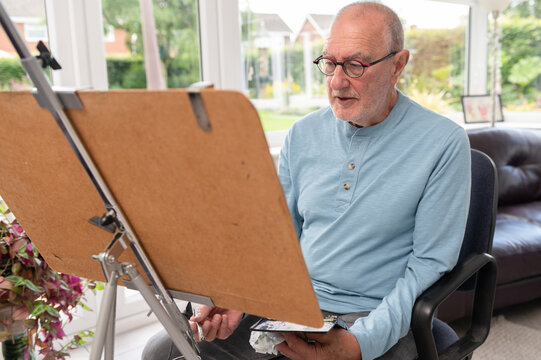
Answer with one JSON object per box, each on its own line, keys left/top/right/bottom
{"left": 344, "top": 183, "right": 351, "bottom": 190}
{"left": 348, "top": 162, "right": 355, "bottom": 170}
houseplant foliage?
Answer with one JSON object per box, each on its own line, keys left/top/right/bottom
{"left": 0, "top": 199, "right": 97, "bottom": 359}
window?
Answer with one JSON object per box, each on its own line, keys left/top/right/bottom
{"left": 0, "top": 0, "right": 49, "bottom": 90}
{"left": 499, "top": 2, "right": 541, "bottom": 114}
{"left": 101, "top": 0, "right": 201, "bottom": 89}
{"left": 392, "top": 0, "right": 469, "bottom": 116}
{"left": 240, "top": 0, "right": 471, "bottom": 132}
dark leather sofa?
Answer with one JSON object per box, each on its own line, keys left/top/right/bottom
{"left": 438, "top": 127, "right": 541, "bottom": 322}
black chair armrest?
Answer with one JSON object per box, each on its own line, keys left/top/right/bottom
{"left": 412, "top": 253, "right": 498, "bottom": 360}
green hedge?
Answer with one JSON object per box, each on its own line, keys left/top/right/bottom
{"left": 106, "top": 56, "right": 199, "bottom": 89}
{"left": 0, "top": 57, "right": 197, "bottom": 90}
{"left": 106, "top": 57, "right": 146, "bottom": 89}
{"left": 0, "top": 58, "right": 27, "bottom": 88}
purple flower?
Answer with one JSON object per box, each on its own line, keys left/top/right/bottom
{"left": 11, "top": 224, "right": 24, "bottom": 236}
{"left": 50, "top": 321, "right": 66, "bottom": 338}
{"left": 0, "top": 215, "right": 95, "bottom": 358}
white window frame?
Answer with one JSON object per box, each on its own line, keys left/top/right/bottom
{"left": 198, "top": 0, "right": 243, "bottom": 90}
{"left": 430, "top": 0, "right": 488, "bottom": 95}
{"left": 45, "top": 0, "right": 243, "bottom": 91}
{"left": 466, "top": 2, "right": 489, "bottom": 95}
{"left": 45, "top": 0, "right": 108, "bottom": 90}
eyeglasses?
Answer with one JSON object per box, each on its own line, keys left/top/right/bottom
{"left": 313, "top": 52, "right": 397, "bottom": 78}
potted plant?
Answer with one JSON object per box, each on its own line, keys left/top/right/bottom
{"left": 0, "top": 198, "right": 97, "bottom": 359}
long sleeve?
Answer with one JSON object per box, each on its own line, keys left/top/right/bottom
{"left": 349, "top": 128, "right": 471, "bottom": 360}
{"left": 278, "top": 131, "right": 303, "bottom": 238}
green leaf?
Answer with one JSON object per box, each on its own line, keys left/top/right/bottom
{"left": 30, "top": 302, "right": 46, "bottom": 316}
{"left": 45, "top": 306, "right": 60, "bottom": 317}
{"left": 509, "top": 56, "right": 541, "bottom": 86}
{"left": 0, "top": 201, "right": 10, "bottom": 215}
{"left": 5, "top": 275, "right": 24, "bottom": 287}
{"left": 0, "top": 331, "right": 11, "bottom": 342}
{"left": 22, "top": 318, "right": 37, "bottom": 329}
{"left": 23, "top": 279, "right": 43, "bottom": 292}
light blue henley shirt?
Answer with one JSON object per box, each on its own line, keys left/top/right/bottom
{"left": 278, "top": 91, "right": 471, "bottom": 360}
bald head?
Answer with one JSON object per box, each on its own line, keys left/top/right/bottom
{"left": 333, "top": 2, "right": 404, "bottom": 53}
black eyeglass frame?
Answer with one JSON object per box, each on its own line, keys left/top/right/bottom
{"left": 313, "top": 51, "right": 398, "bottom": 78}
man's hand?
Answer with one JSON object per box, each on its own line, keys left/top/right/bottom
{"left": 276, "top": 328, "right": 362, "bottom": 360}
{"left": 189, "top": 306, "right": 244, "bottom": 342}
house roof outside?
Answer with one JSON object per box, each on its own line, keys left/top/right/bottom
{"left": 1, "top": 0, "right": 46, "bottom": 19}
{"left": 252, "top": 13, "right": 293, "bottom": 35}
{"left": 293, "top": 13, "right": 334, "bottom": 42}
{"left": 308, "top": 14, "right": 334, "bottom": 35}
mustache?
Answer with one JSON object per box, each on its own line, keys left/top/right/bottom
{"left": 332, "top": 92, "right": 358, "bottom": 98}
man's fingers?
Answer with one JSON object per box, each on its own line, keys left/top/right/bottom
{"left": 191, "top": 305, "right": 213, "bottom": 322}
{"left": 277, "top": 332, "right": 314, "bottom": 359}
{"left": 276, "top": 340, "right": 301, "bottom": 360}
{"left": 216, "top": 314, "right": 231, "bottom": 340}
{"left": 282, "top": 332, "right": 307, "bottom": 349}
{"left": 188, "top": 320, "right": 201, "bottom": 341}
{"left": 304, "top": 331, "right": 329, "bottom": 343}
{"left": 203, "top": 314, "right": 222, "bottom": 342}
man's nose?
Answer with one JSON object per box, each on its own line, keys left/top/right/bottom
{"left": 329, "top": 65, "right": 350, "bottom": 89}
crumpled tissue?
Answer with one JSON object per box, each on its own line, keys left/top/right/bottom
{"left": 249, "top": 331, "right": 285, "bottom": 355}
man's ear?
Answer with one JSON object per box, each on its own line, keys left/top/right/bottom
{"left": 391, "top": 49, "right": 410, "bottom": 85}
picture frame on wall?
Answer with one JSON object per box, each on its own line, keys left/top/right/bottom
{"left": 461, "top": 94, "right": 504, "bottom": 123}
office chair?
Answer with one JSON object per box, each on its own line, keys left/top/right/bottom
{"left": 272, "top": 149, "right": 498, "bottom": 360}
{"left": 412, "top": 148, "right": 498, "bottom": 360}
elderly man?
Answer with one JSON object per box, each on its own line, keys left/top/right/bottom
{"left": 143, "top": 2, "right": 470, "bottom": 359}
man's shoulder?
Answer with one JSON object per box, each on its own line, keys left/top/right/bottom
{"left": 285, "top": 107, "right": 335, "bottom": 139}
{"left": 401, "top": 95, "right": 464, "bottom": 134}
{"left": 292, "top": 107, "right": 333, "bottom": 128}
{"left": 280, "top": 107, "right": 338, "bottom": 154}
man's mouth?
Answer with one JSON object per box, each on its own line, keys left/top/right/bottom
{"left": 335, "top": 95, "right": 357, "bottom": 104}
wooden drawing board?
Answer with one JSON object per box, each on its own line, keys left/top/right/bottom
{"left": 0, "top": 89, "right": 323, "bottom": 327}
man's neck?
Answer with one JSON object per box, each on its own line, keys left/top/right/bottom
{"left": 349, "top": 89, "right": 399, "bottom": 128}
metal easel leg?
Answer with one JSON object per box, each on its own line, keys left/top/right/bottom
{"left": 89, "top": 270, "right": 120, "bottom": 360}
{"left": 104, "top": 286, "right": 117, "bottom": 360}
{"left": 123, "top": 264, "right": 201, "bottom": 360}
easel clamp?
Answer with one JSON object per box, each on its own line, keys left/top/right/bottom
{"left": 31, "top": 87, "right": 83, "bottom": 110}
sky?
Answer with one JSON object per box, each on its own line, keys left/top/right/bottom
{"left": 239, "top": 0, "right": 470, "bottom": 34}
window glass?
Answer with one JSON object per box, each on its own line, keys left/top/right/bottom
{"left": 240, "top": 0, "right": 469, "bottom": 131}
{"left": 0, "top": 0, "right": 48, "bottom": 90}
{"left": 390, "top": 1, "right": 468, "bottom": 116}
{"left": 500, "top": 2, "right": 541, "bottom": 113}
{"left": 101, "top": 0, "right": 201, "bottom": 89}
{"left": 24, "top": 23, "right": 48, "bottom": 42}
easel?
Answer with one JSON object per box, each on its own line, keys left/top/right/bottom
{"left": 0, "top": 2, "right": 323, "bottom": 359}
{"left": 0, "top": 3, "right": 201, "bottom": 359}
